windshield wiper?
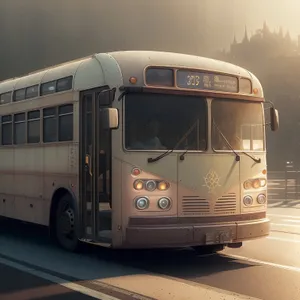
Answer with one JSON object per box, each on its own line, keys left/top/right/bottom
{"left": 213, "top": 120, "right": 240, "bottom": 162}
{"left": 213, "top": 120, "right": 261, "bottom": 163}
{"left": 148, "top": 121, "right": 197, "bottom": 163}
{"left": 179, "top": 148, "right": 189, "bottom": 161}
{"left": 241, "top": 151, "right": 261, "bottom": 163}
{"left": 148, "top": 149, "right": 174, "bottom": 163}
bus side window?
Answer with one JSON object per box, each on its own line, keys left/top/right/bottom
{"left": 58, "top": 104, "right": 73, "bottom": 141}
{"left": 1, "top": 115, "right": 12, "bottom": 145}
{"left": 43, "top": 107, "right": 57, "bottom": 143}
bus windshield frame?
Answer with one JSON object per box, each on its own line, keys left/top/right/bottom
{"left": 123, "top": 92, "right": 207, "bottom": 152}
{"left": 211, "top": 99, "right": 265, "bottom": 152}
{"left": 123, "top": 92, "right": 265, "bottom": 153}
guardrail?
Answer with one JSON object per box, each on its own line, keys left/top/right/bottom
{"left": 268, "top": 164, "right": 300, "bottom": 203}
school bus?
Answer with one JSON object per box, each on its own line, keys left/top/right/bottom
{"left": 0, "top": 51, "right": 279, "bottom": 252}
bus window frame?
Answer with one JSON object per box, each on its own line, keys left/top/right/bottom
{"left": 122, "top": 91, "right": 209, "bottom": 153}
{"left": 211, "top": 99, "right": 266, "bottom": 153}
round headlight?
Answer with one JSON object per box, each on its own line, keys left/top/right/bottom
{"left": 257, "top": 194, "right": 266, "bottom": 204}
{"left": 243, "top": 195, "right": 253, "bottom": 206}
{"left": 133, "top": 180, "right": 144, "bottom": 190}
{"left": 252, "top": 179, "right": 260, "bottom": 189}
{"left": 259, "top": 178, "right": 267, "bottom": 187}
{"left": 243, "top": 180, "right": 252, "bottom": 190}
{"left": 145, "top": 180, "right": 157, "bottom": 191}
{"left": 158, "top": 197, "right": 171, "bottom": 210}
{"left": 135, "top": 197, "right": 149, "bottom": 210}
{"left": 157, "top": 181, "right": 169, "bottom": 191}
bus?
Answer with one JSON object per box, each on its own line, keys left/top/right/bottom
{"left": 0, "top": 51, "right": 279, "bottom": 252}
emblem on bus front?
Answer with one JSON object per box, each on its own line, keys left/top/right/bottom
{"left": 203, "top": 169, "right": 221, "bottom": 193}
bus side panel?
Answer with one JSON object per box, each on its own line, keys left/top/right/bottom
{"left": 0, "top": 143, "right": 78, "bottom": 226}
{"left": 0, "top": 147, "right": 45, "bottom": 224}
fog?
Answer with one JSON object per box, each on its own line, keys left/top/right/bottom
{"left": 0, "top": 0, "right": 300, "bottom": 170}
{"left": 1, "top": 0, "right": 300, "bottom": 79}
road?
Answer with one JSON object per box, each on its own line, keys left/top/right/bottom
{"left": 0, "top": 201, "right": 300, "bottom": 300}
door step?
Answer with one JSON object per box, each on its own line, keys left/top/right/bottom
{"left": 85, "top": 227, "right": 112, "bottom": 243}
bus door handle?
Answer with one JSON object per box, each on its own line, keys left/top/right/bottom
{"left": 85, "top": 154, "right": 93, "bottom": 176}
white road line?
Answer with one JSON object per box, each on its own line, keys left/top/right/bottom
{"left": 267, "top": 236, "right": 300, "bottom": 243}
{"left": 282, "top": 219, "right": 300, "bottom": 223}
{"left": 268, "top": 214, "right": 300, "bottom": 219}
{"left": 222, "top": 253, "right": 300, "bottom": 274}
{"left": 271, "top": 223, "right": 300, "bottom": 228}
{"left": 0, "top": 257, "right": 121, "bottom": 300}
{"left": 0, "top": 255, "right": 261, "bottom": 300}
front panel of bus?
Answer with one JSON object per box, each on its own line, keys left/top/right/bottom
{"left": 113, "top": 65, "right": 269, "bottom": 248}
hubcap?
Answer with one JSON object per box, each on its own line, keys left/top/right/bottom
{"left": 58, "top": 207, "right": 75, "bottom": 238}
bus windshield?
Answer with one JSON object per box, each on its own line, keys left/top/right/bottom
{"left": 125, "top": 93, "right": 207, "bottom": 151}
{"left": 212, "top": 99, "right": 264, "bottom": 151}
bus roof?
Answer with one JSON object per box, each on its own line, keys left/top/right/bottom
{"left": 109, "top": 50, "right": 251, "bottom": 77}
{"left": 0, "top": 51, "right": 263, "bottom": 99}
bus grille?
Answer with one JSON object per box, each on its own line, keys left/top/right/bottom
{"left": 181, "top": 196, "right": 210, "bottom": 215}
{"left": 214, "top": 193, "right": 237, "bottom": 214}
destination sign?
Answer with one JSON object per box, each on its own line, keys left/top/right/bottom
{"left": 176, "top": 70, "right": 239, "bottom": 93}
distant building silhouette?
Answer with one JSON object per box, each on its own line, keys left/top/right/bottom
{"left": 215, "top": 23, "right": 300, "bottom": 170}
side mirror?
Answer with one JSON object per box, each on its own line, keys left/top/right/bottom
{"left": 270, "top": 107, "right": 279, "bottom": 131}
{"left": 100, "top": 108, "right": 119, "bottom": 130}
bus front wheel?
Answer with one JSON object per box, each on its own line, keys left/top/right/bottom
{"left": 55, "top": 194, "right": 80, "bottom": 252}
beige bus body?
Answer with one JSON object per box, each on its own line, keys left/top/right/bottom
{"left": 0, "top": 51, "right": 272, "bottom": 251}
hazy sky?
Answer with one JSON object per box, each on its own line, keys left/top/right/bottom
{"left": 209, "top": 0, "right": 300, "bottom": 49}
{"left": 1, "top": 0, "right": 300, "bottom": 76}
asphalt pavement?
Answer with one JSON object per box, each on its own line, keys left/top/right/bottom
{"left": 0, "top": 262, "right": 98, "bottom": 300}
{"left": 0, "top": 202, "right": 300, "bottom": 300}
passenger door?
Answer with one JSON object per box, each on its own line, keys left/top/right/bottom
{"left": 79, "top": 87, "right": 115, "bottom": 243}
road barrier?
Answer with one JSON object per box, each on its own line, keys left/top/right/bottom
{"left": 268, "top": 162, "right": 300, "bottom": 203}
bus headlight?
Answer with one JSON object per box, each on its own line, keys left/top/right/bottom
{"left": 133, "top": 180, "right": 144, "bottom": 190}
{"left": 259, "top": 178, "right": 267, "bottom": 187}
{"left": 157, "top": 181, "right": 169, "bottom": 191}
{"left": 243, "top": 180, "right": 252, "bottom": 190}
{"left": 243, "top": 195, "right": 253, "bottom": 206}
{"left": 135, "top": 197, "right": 149, "bottom": 210}
{"left": 257, "top": 194, "right": 266, "bottom": 204}
{"left": 133, "top": 179, "right": 170, "bottom": 191}
{"left": 243, "top": 178, "right": 267, "bottom": 190}
{"left": 158, "top": 197, "right": 171, "bottom": 210}
{"left": 252, "top": 179, "right": 260, "bottom": 189}
{"left": 145, "top": 180, "right": 157, "bottom": 191}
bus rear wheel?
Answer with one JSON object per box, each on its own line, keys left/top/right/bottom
{"left": 192, "top": 244, "right": 224, "bottom": 255}
{"left": 55, "top": 194, "right": 80, "bottom": 252}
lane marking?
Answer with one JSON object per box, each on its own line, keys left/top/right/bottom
{"left": 282, "top": 219, "right": 300, "bottom": 223}
{"left": 271, "top": 223, "right": 300, "bottom": 228}
{"left": 0, "top": 250, "right": 260, "bottom": 300}
{"left": 0, "top": 257, "right": 121, "bottom": 300}
{"left": 222, "top": 253, "right": 300, "bottom": 274}
{"left": 267, "top": 236, "right": 300, "bottom": 243}
{"left": 268, "top": 214, "right": 300, "bottom": 219}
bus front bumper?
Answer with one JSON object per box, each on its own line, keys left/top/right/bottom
{"left": 123, "top": 216, "right": 270, "bottom": 248}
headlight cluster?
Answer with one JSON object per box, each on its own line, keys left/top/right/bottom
{"left": 243, "top": 194, "right": 266, "bottom": 206}
{"left": 135, "top": 197, "right": 172, "bottom": 210}
{"left": 243, "top": 178, "right": 267, "bottom": 190}
{"left": 133, "top": 179, "right": 170, "bottom": 191}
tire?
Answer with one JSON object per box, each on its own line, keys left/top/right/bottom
{"left": 192, "top": 244, "right": 225, "bottom": 255}
{"left": 55, "top": 194, "right": 80, "bottom": 252}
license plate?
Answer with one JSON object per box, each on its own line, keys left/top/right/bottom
{"left": 205, "top": 230, "right": 232, "bottom": 245}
